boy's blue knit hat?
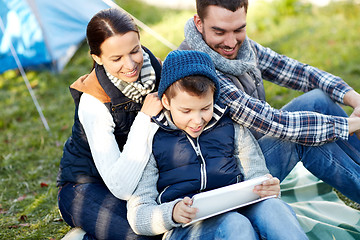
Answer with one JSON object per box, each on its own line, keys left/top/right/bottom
{"left": 158, "top": 50, "right": 220, "bottom": 102}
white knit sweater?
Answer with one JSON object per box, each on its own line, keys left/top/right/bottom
{"left": 78, "top": 93, "right": 159, "bottom": 200}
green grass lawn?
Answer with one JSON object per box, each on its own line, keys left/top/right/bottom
{"left": 0, "top": 0, "right": 359, "bottom": 239}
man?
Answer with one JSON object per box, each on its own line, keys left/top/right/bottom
{"left": 178, "top": 0, "right": 360, "bottom": 203}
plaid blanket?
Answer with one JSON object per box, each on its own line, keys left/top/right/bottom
{"left": 281, "top": 162, "right": 360, "bottom": 240}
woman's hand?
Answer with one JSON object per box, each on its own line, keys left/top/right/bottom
{"left": 173, "top": 197, "right": 198, "bottom": 224}
{"left": 253, "top": 174, "right": 280, "bottom": 198}
{"left": 140, "top": 92, "right": 163, "bottom": 117}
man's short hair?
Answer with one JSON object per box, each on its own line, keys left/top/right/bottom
{"left": 196, "top": 0, "right": 248, "bottom": 20}
{"left": 164, "top": 75, "right": 216, "bottom": 101}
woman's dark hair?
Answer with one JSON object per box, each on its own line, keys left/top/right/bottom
{"left": 196, "top": 0, "right": 248, "bottom": 20}
{"left": 86, "top": 8, "right": 139, "bottom": 57}
{"left": 164, "top": 75, "right": 216, "bottom": 101}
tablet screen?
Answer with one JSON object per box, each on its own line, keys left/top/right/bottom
{"left": 183, "top": 175, "right": 275, "bottom": 226}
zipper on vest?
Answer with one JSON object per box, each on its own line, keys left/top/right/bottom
{"left": 111, "top": 100, "right": 134, "bottom": 111}
{"left": 157, "top": 185, "right": 170, "bottom": 204}
{"left": 187, "top": 136, "right": 207, "bottom": 191}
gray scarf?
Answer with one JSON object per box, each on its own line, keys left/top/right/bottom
{"left": 184, "top": 19, "right": 257, "bottom": 76}
{"left": 105, "top": 49, "right": 156, "bottom": 103}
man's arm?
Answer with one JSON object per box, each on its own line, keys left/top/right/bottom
{"left": 344, "top": 90, "right": 360, "bottom": 138}
{"left": 344, "top": 90, "right": 360, "bottom": 113}
{"left": 253, "top": 39, "right": 360, "bottom": 140}
{"left": 217, "top": 71, "right": 349, "bottom": 146}
{"left": 251, "top": 39, "right": 353, "bottom": 105}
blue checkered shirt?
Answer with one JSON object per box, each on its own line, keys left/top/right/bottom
{"left": 217, "top": 39, "right": 352, "bottom": 146}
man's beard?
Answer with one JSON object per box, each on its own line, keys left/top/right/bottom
{"left": 202, "top": 27, "right": 242, "bottom": 60}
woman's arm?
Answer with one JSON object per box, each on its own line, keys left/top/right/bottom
{"left": 78, "top": 93, "right": 159, "bottom": 200}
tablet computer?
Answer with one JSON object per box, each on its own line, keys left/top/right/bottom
{"left": 183, "top": 175, "right": 276, "bottom": 227}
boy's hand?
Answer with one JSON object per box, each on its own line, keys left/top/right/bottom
{"left": 173, "top": 197, "right": 198, "bottom": 224}
{"left": 253, "top": 174, "right": 280, "bottom": 198}
{"left": 141, "top": 92, "right": 163, "bottom": 117}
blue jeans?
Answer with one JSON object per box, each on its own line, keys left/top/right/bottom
{"left": 164, "top": 198, "right": 308, "bottom": 240}
{"left": 58, "top": 182, "right": 162, "bottom": 240}
{"left": 258, "top": 89, "right": 360, "bottom": 203}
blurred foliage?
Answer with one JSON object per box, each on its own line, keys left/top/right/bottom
{"left": 0, "top": 0, "right": 359, "bottom": 238}
{"left": 247, "top": 0, "right": 360, "bottom": 109}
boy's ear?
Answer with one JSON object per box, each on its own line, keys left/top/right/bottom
{"left": 91, "top": 54, "right": 103, "bottom": 65}
{"left": 161, "top": 95, "right": 171, "bottom": 110}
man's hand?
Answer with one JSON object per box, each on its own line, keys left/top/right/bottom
{"left": 344, "top": 90, "right": 360, "bottom": 139}
{"left": 140, "top": 92, "right": 163, "bottom": 117}
{"left": 350, "top": 106, "right": 360, "bottom": 118}
{"left": 173, "top": 197, "right": 198, "bottom": 224}
{"left": 349, "top": 106, "right": 360, "bottom": 139}
{"left": 253, "top": 174, "right": 280, "bottom": 198}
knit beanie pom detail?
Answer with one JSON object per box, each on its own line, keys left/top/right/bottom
{"left": 158, "top": 50, "right": 220, "bottom": 102}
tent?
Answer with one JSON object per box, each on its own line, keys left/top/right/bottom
{"left": 0, "top": 0, "right": 176, "bottom": 74}
{"left": 0, "top": 0, "right": 111, "bottom": 73}
{"left": 0, "top": 0, "right": 111, "bottom": 132}
{"left": 0, "top": 0, "right": 175, "bottom": 132}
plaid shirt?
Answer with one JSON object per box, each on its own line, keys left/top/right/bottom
{"left": 217, "top": 39, "right": 352, "bottom": 146}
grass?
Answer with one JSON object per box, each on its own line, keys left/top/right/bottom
{"left": 0, "top": 0, "right": 359, "bottom": 239}
{"left": 247, "top": 0, "right": 360, "bottom": 109}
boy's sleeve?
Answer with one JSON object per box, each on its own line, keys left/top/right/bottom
{"left": 233, "top": 123, "right": 269, "bottom": 180}
{"left": 127, "top": 154, "right": 182, "bottom": 236}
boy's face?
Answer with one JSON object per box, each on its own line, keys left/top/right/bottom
{"left": 162, "top": 89, "right": 214, "bottom": 138}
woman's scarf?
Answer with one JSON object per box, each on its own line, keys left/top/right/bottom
{"left": 184, "top": 19, "right": 257, "bottom": 77}
{"left": 105, "top": 49, "right": 156, "bottom": 103}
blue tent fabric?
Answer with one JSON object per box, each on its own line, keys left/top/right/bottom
{"left": 0, "top": 0, "right": 110, "bottom": 73}
{"left": 0, "top": 0, "right": 50, "bottom": 72}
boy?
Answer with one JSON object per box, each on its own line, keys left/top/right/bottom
{"left": 127, "top": 50, "right": 308, "bottom": 239}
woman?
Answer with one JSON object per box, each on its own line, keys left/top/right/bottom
{"left": 57, "top": 8, "right": 163, "bottom": 239}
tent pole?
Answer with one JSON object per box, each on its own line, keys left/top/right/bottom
{"left": 0, "top": 17, "right": 51, "bottom": 133}
{"left": 101, "top": 0, "right": 177, "bottom": 51}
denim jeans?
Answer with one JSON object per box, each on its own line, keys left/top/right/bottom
{"left": 58, "top": 182, "right": 162, "bottom": 240}
{"left": 164, "top": 198, "right": 308, "bottom": 240}
{"left": 258, "top": 89, "right": 360, "bottom": 203}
